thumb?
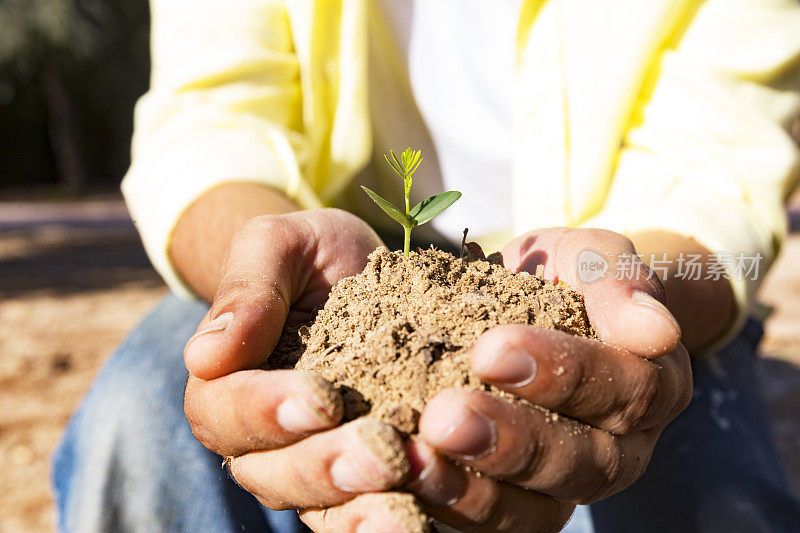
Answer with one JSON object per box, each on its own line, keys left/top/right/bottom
{"left": 503, "top": 228, "right": 681, "bottom": 357}
{"left": 578, "top": 259, "right": 682, "bottom": 357}
{"left": 183, "top": 216, "right": 301, "bottom": 380}
{"left": 557, "top": 229, "right": 682, "bottom": 357}
{"left": 184, "top": 210, "right": 383, "bottom": 380}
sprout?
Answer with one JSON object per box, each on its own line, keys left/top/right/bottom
{"left": 362, "top": 148, "right": 462, "bottom": 256}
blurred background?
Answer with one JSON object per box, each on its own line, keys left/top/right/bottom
{"left": 0, "top": 1, "right": 798, "bottom": 531}
{"left": 0, "top": 1, "right": 168, "bottom": 530}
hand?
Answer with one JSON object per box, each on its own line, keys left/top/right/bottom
{"left": 183, "top": 209, "right": 425, "bottom": 531}
{"left": 405, "top": 228, "right": 693, "bottom": 532}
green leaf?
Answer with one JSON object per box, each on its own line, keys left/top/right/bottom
{"left": 384, "top": 152, "right": 405, "bottom": 178}
{"left": 409, "top": 191, "right": 462, "bottom": 226}
{"left": 392, "top": 150, "right": 404, "bottom": 172}
{"left": 401, "top": 149, "right": 422, "bottom": 178}
{"left": 408, "top": 156, "right": 422, "bottom": 178}
{"left": 361, "top": 186, "right": 412, "bottom": 228}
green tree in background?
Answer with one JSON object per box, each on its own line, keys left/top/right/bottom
{"left": 0, "top": 0, "right": 150, "bottom": 192}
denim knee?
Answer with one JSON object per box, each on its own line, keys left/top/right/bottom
{"left": 52, "top": 295, "right": 211, "bottom": 532}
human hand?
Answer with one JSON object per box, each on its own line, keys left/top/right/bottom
{"left": 183, "top": 209, "right": 425, "bottom": 531}
{"left": 405, "top": 228, "right": 692, "bottom": 532}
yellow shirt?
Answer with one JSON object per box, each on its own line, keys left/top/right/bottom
{"left": 122, "top": 0, "right": 800, "bottom": 348}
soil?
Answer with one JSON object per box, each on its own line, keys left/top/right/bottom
{"left": 272, "top": 246, "right": 595, "bottom": 434}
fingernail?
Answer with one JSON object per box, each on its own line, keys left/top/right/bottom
{"left": 276, "top": 396, "right": 333, "bottom": 434}
{"left": 406, "top": 445, "right": 466, "bottom": 506}
{"left": 631, "top": 291, "right": 681, "bottom": 336}
{"left": 356, "top": 523, "right": 372, "bottom": 533}
{"left": 187, "top": 312, "right": 233, "bottom": 344}
{"left": 330, "top": 434, "right": 400, "bottom": 493}
{"left": 425, "top": 406, "right": 496, "bottom": 460}
{"left": 331, "top": 453, "right": 392, "bottom": 493}
{"left": 472, "top": 347, "right": 537, "bottom": 387}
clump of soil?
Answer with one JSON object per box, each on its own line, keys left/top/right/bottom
{"left": 271, "top": 246, "right": 594, "bottom": 434}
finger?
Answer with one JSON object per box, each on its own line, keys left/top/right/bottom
{"left": 183, "top": 216, "right": 302, "bottom": 379}
{"left": 405, "top": 439, "right": 574, "bottom": 532}
{"left": 300, "top": 493, "right": 430, "bottom": 533}
{"left": 419, "top": 390, "right": 657, "bottom": 503}
{"left": 184, "top": 209, "right": 381, "bottom": 379}
{"left": 230, "top": 419, "right": 409, "bottom": 510}
{"left": 470, "top": 326, "right": 692, "bottom": 434}
{"left": 185, "top": 370, "right": 343, "bottom": 456}
{"left": 502, "top": 228, "right": 681, "bottom": 357}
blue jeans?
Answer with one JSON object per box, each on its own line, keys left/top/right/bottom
{"left": 53, "top": 295, "right": 800, "bottom": 532}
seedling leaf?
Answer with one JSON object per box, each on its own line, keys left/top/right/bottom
{"left": 364, "top": 148, "right": 462, "bottom": 256}
{"left": 361, "top": 186, "right": 411, "bottom": 228}
{"left": 384, "top": 152, "right": 405, "bottom": 178}
{"left": 409, "top": 191, "right": 462, "bottom": 226}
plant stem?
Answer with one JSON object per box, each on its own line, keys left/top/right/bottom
{"left": 404, "top": 182, "right": 411, "bottom": 256}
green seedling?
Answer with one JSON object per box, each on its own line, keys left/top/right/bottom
{"left": 362, "top": 148, "right": 461, "bottom": 257}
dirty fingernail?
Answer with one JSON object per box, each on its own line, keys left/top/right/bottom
{"left": 472, "top": 347, "right": 537, "bottom": 387}
{"left": 276, "top": 396, "right": 333, "bottom": 434}
{"left": 424, "top": 405, "right": 496, "bottom": 460}
{"left": 631, "top": 291, "right": 681, "bottom": 336}
{"left": 409, "top": 462, "right": 465, "bottom": 506}
{"left": 405, "top": 439, "right": 465, "bottom": 506}
{"left": 188, "top": 312, "right": 233, "bottom": 343}
{"left": 331, "top": 422, "right": 405, "bottom": 493}
{"left": 331, "top": 451, "right": 393, "bottom": 493}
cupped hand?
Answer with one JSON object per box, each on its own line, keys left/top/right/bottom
{"left": 183, "top": 209, "right": 423, "bottom": 531}
{"left": 407, "top": 228, "right": 693, "bottom": 532}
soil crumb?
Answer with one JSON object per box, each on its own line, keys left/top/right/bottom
{"left": 272, "top": 247, "right": 594, "bottom": 434}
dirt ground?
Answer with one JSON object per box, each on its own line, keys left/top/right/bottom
{"left": 0, "top": 197, "right": 798, "bottom": 532}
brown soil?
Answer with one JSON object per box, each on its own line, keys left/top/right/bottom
{"left": 273, "top": 246, "right": 594, "bottom": 434}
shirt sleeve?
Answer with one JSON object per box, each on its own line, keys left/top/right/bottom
{"left": 584, "top": 0, "right": 800, "bottom": 350}
{"left": 122, "top": 0, "right": 324, "bottom": 298}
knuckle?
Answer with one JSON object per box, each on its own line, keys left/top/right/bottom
{"left": 505, "top": 433, "right": 546, "bottom": 483}
{"left": 230, "top": 215, "right": 282, "bottom": 256}
{"left": 234, "top": 213, "right": 302, "bottom": 259}
{"left": 606, "top": 363, "right": 660, "bottom": 434}
{"left": 242, "top": 213, "right": 281, "bottom": 236}
{"left": 583, "top": 228, "right": 634, "bottom": 252}
{"left": 470, "top": 480, "right": 504, "bottom": 527}
{"left": 319, "top": 207, "right": 359, "bottom": 223}
{"left": 581, "top": 435, "right": 623, "bottom": 504}
{"left": 213, "top": 277, "right": 253, "bottom": 307}
{"left": 547, "top": 352, "right": 587, "bottom": 413}
{"left": 600, "top": 437, "right": 623, "bottom": 488}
